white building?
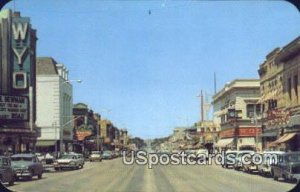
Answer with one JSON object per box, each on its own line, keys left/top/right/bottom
{"left": 35, "top": 57, "right": 74, "bottom": 154}
{"left": 212, "top": 79, "right": 262, "bottom": 151}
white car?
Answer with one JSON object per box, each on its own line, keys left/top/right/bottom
{"left": 54, "top": 153, "right": 84, "bottom": 171}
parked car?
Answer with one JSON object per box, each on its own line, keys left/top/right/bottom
{"left": 89, "top": 151, "right": 102, "bottom": 162}
{"left": 11, "top": 153, "right": 43, "bottom": 180}
{"left": 222, "top": 150, "right": 238, "bottom": 168}
{"left": 35, "top": 153, "right": 45, "bottom": 162}
{"left": 271, "top": 152, "right": 300, "bottom": 183}
{"left": 242, "top": 151, "right": 258, "bottom": 173}
{"left": 195, "top": 148, "right": 209, "bottom": 161}
{"left": 102, "top": 151, "right": 113, "bottom": 160}
{"left": 0, "top": 156, "right": 15, "bottom": 186}
{"left": 54, "top": 153, "right": 84, "bottom": 171}
{"left": 257, "top": 151, "right": 284, "bottom": 176}
{"left": 233, "top": 150, "right": 255, "bottom": 171}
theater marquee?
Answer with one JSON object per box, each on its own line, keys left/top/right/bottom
{"left": 0, "top": 95, "right": 29, "bottom": 121}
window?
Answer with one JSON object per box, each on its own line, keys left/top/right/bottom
{"left": 256, "top": 104, "right": 261, "bottom": 116}
{"left": 246, "top": 104, "right": 254, "bottom": 118}
{"left": 288, "top": 77, "right": 292, "bottom": 100}
{"left": 294, "top": 75, "right": 298, "bottom": 98}
{"left": 13, "top": 72, "right": 27, "bottom": 89}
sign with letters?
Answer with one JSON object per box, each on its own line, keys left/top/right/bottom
{"left": 0, "top": 95, "right": 29, "bottom": 121}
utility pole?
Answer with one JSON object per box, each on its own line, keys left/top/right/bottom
{"left": 201, "top": 90, "right": 204, "bottom": 122}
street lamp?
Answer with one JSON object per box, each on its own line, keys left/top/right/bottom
{"left": 59, "top": 115, "right": 84, "bottom": 156}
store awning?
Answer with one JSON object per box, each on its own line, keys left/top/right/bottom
{"left": 215, "top": 138, "right": 234, "bottom": 148}
{"left": 261, "top": 132, "right": 277, "bottom": 137}
{"left": 277, "top": 133, "right": 297, "bottom": 143}
{"left": 36, "top": 140, "right": 56, "bottom": 147}
{"left": 269, "top": 133, "right": 297, "bottom": 145}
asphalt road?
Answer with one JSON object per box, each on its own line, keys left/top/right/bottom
{"left": 6, "top": 158, "right": 297, "bottom": 192}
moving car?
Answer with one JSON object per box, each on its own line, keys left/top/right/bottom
{"left": 54, "top": 153, "right": 84, "bottom": 171}
{"left": 102, "top": 151, "right": 113, "bottom": 160}
{"left": 89, "top": 151, "right": 102, "bottom": 162}
{"left": 257, "top": 151, "right": 284, "bottom": 176}
{"left": 0, "top": 156, "right": 15, "bottom": 186}
{"left": 271, "top": 152, "right": 300, "bottom": 183}
{"left": 11, "top": 153, "right": 43, "bottom": 180}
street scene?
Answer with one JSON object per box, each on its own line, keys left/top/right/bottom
{"left": 0, "top": 1, "right": 300, "bottom": 192}
{"left": 6, "top": 158, "right": 296, "bottom": 192}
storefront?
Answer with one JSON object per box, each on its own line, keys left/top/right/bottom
{"left": 216, "top": 127, "right": 261, "bottom": 151}
{"left": 0, "top": 127, "right": 39, "bottom": 154}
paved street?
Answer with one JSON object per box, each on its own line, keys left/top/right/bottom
{"left": 7, "top": 158, "right": 296, "bottom": 192}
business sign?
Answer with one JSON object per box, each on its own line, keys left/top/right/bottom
{"left": 0, "top": 95, "right": 29, "bottom": 121}
{"left": 75, "top": 131, "right": 92, "bottom": 141}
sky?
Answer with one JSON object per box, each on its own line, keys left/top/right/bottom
{"left": 4, "top": 0, "right": 300, "bottom": 139}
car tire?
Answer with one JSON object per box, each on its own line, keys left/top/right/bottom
{"left": 38, "top": 173, "right": 42, "bottom": 179}
{"left": 8, "top": 178, "right": 14, "bottom": 186}
{"left": 273, "top": 172, "right": 278, "bottom": 181}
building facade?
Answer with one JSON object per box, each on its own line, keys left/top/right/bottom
{"left": 0, "top": 10, "right": 39, "bottom": 154}
{"left": 257, "top": 48, "right": 287, "bottom": 150}
{"left": 269, "top": 36, "right": 300, "bottom": 151}
{"left": 212, "top": 79, "right": 262, "bottom": 151}
{"left": 35, "top": 57, "right": 74, "bottom": 155}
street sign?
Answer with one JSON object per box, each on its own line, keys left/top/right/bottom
{"left": 0, "top": 95, "right": 29, "bottom": 121}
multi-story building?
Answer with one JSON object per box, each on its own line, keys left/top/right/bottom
{"left": 0, "top": 10, "right": 39, "bottom": 154}
{"left": 257, "top": 48, "right": 285, "bottom": 149}
{"left": 35, "top": 58, "right": 74, "bottom": 155}
{"left": 270, "top": 36, "right": 300, "bottom": 151}
{"left": 212, "top": 79, "right": 262, "bottom": 151}
{"left": 72, "top": 103, "right": 97, "bottom": 155}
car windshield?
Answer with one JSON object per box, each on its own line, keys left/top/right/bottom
{"left": 286, "top": 154, "right": 300, "bottom": 162}
{"left": 11, "top": 157, "right": 33, "bottom": 161}
{"left": 61, "top": 155, "right": 75, "bottom": 159}
{"left": 92, "top": 151, "right": 100, "bottom": 154}
{"left": 103, "top": 151, "right": 111, "bottom": 154}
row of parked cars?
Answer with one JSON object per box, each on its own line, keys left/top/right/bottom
{"left": 0, "top": 150, "right": 123, "bottom": 186}
{"left": 221, "top": 150, "right": 300, "bottom": 183}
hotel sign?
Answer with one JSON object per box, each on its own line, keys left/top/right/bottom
{"left": 0, "top": 95, "right": 29, "bottom": 121}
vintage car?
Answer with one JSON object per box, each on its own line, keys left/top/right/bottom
{"left": 271, "top": 152, "right": 300, "bottom": 183}
{"left": 89, "top": 151, "right": 102, "bottom": 162}
{"left": 0, "top": 156, "right": 15, "bottom": 186}
{"left": 102, "top": 151, "right": 113, "bottom": 160}
{"left": 222, "top": 150, "right": 238, "bottom": 168}
{"left": 242, "top": 152, "right": 259, "bottom": 173}
{"left": 11, "top": 153, "right": 43, "bottom": 180}
{"left": 233, "top": 150, "right": 255, "bottom": 171}
{"left": 54, "top": 153, "right": 84, "bottom": 171}
{"left": 257, "top": 151, "right": 284, "bottom": 176}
